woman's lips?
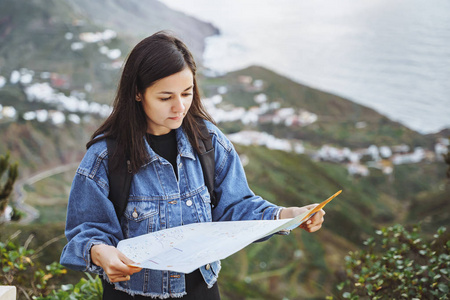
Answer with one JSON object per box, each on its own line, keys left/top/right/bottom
{"left": 169, "top": 115, "right": 183, "bottom": 120}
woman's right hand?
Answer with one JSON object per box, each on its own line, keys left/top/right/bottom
{"left": 91, "top": 244, "right": 142, "bottom": 283}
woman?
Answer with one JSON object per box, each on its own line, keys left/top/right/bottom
{"left": 60, "top": 31, "right": 325, "bottom": 299}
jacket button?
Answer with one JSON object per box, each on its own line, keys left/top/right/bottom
{"left": 186, "top": 200, "right": 193, "bottom": 207}
{"left": 205, "top": 263, "right": 211, "bottom": 270}
{"left": 132, "top": 208, "right": 138, "bottom": 219}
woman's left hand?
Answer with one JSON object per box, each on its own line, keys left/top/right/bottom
{"left": 279, "top": 204, "right": 325, "bottom": 233}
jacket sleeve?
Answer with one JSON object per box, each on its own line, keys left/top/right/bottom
{"left": 208, "top": 124, "right": 281, "bottom": 223}
{"left": 60, "top": 146, "right": 124, "bottom": 273}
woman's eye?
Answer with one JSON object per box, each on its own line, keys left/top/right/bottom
{"left": 159, "top": 93, "right": 191, "bottom": 101}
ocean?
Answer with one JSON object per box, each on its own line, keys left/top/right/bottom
{"left": 163, "top": 0, "right": 450, "bottom": 134}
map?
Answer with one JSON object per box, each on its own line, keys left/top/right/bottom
{"left": 117, "top": 190, "right": 341, "bottom": 273}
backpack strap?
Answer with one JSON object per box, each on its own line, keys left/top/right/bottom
{"left": 196, "top": 123, "right": 218, "bottom": 208}
{"left": 106, "top": 138, "right": 133, "bottom": 219}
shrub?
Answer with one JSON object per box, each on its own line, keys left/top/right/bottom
{"left": 1, "top": 230, "right": 103, "bottom": 299}
{"left": 35, "top": 273, "right": 102, "bottom": 300}
{"left": 334, "top": 224, "right": 449, "bottom": 299}
{"left": 0, "top": 232, "right": 67, "bottom": 298}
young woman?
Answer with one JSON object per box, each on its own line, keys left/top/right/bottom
{"left": 60, "top": 31, "right": 325, "bottom": 299}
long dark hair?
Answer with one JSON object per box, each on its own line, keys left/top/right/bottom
{"left": 87, "top": 31, "right": 215, "bottom": 173}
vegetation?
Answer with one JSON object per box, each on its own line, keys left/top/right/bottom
{"left": 36, "top": 273, "right": 102, "bottom": 300}
{"left": 1, "top": 142, "right": 447, "bottom": 299}
{"left": 1, "top": 230, "right": 102, "bottom": 299}
{"left": 1, "top": 231, "right": 67, "bottom": 298}
{"left": 444, "top": 142, "right": 450, "bottom": 179}
{"left": 0, "top": 0, "right": 122, "bottom": 96}
{"left": 333, "top": 224, "right": 450, "bottom": 299}
{"left": 0, "top": 152, "right": 19, "bottom": 221}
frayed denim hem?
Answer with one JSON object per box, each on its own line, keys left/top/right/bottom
{"left": 101, "top": 273, "right": 111, "bottom": 284}
{"left": 113, "top": 284, "right": 187, "bottom": 299}
{"left": 205, "top": 277, "right": 217, "bottom": 289}
{"left": 84, "top": 240, "right": 106, "bottom": 274}
{"left": 204, "top": 261, "right": 221, "bottom": 288}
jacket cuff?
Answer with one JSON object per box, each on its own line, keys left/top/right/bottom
{"left": 261, "top": 206, "right": 281, "bottom": 221}
{"left": 84, "top": 239, "right": 106, "bottom": 274}
{"left": 274, "top": 207, "right": 291, "bottom": 236}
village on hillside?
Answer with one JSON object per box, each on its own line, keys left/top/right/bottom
{"left": 0, "top": 28, "right": 448, "bottom": 178}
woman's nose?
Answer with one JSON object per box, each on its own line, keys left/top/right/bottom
{"left": 173, "top": 96, "right": 185, "bottom": 112}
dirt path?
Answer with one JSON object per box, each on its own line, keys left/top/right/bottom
{"left": 13, "top": 162, "right": 79, "bottom": 224}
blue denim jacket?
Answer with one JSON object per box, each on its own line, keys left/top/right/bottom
{"left": 60, "top": 121, "right": 282, "bottom": 298}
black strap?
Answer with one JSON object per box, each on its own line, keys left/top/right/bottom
{"left": 106, "top": 124, "right": 217, "bottom": 219}
{"left": 106, "top": 138, "right": 133, "bottom": 219}
{"left": 197, "top": 124, "right": 217, "bottom": 208}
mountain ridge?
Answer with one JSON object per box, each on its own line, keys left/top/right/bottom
{"left": 65, "top": 0, "right": 219, "bottom": 61}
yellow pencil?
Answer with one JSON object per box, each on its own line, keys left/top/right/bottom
{"left": 301, "top": 190, "right": 342, "bottom": 221}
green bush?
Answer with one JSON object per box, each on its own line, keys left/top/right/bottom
{"left": 35, "top": 273, "right": 102, "bottom": 300}
{"left": 334, "top": 224, "right": 449, "bottom": 299}
{"left": 0, "top": 233, "right": 67, "bottom": 298}
{"left": 0, "top": 231, "right": 102, "bottom": 299}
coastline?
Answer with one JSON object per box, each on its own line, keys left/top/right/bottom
{"left": 164, "top": 0, "right": 450, "bottom": 134}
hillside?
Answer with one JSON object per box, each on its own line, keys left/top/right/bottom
{"left": 0, "top": 0, "right": 121, "bottom": 96}
{"left": 66, "top": 0, "right": 219, "bottom": 60}
{"left": 3, "top": 143, "right": 447, "bottom": 299}
{"left": 0, "top": 0, "right": 218, "bottom": 172}
{"left": 0, "top": 0, "right": 218, "bottom": 103}
{"left": 201, "top": 66, "right": 434, "bottom": 148}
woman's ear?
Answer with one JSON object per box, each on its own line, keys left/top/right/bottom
{"left": 136, "top": 94, "right": 142, "bottom": 102}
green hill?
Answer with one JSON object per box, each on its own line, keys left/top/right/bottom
{"left": 220, "top": 144, "right": 447, "bottom": 299}
{"left": 3, "top": 143, "right": 446, "bottom": 299}
{"left": 201, "top": 66, "right": 433, "bottom": 148}
{"left": 66, "top": 0, "right": 219, "bottom": 60}
{"left": 0, "top": 0, "right": 217, "bottom": 103}
{"left": 0, "top": 0, "right": 120, "bottom": 94}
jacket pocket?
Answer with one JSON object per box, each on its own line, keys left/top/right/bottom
{"left": 123, "top": 201, "right": 159, "bottom": 238}
{"left": 181, "top": 187, "right": 212, "bottom": 224}
{"left": 197, "top": 187, "right": 213, "bottom": 222}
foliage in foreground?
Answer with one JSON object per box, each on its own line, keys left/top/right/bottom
{"left": 334, "top": 224, "right": 450, "bottom": 300}
{"left": 0, "top": 231, "right": 67, "bottom": 298}
{"left": 0, "top": 230, "right": 102, "bottom": 299}
{"left": 35, "top": 273, "right": 102, "bottom": 300}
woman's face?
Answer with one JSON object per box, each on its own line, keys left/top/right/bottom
{"left": 139, "top": 67, "right": 194, "bottom": 135}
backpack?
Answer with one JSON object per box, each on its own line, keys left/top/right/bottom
{"left": 106, "top": 123, "right": 217, "bottom": 219}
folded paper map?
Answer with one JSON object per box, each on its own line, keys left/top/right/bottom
{"left": 117, "top": 190, "right": 342, "bottom": 273}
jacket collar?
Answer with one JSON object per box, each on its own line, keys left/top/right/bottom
{"left": 175, "top": 127, "right": 196, "bottom": 160}
{"left": 143, "top": 127, "right": 196, "bottom": 166}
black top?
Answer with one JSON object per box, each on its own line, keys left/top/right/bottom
{"left": 146, "top": 130, "right": 178, "bottom": 180}
{"left": 102, "top": 270, "right": 220, "bottom": 299}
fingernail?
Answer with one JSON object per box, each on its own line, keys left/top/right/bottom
{"left": 307, "top": 220, "right": 312, "bottom": 224}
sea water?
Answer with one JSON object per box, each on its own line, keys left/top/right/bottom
{"left": 163, "top": 0, "right": 450, "bottom": 134}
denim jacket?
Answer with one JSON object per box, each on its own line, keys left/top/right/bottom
{"left": 60, "top": 121, "right": 282, "bottom": 298}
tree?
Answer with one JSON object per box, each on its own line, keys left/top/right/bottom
{"left": 0, "top": 152, "right": 19, "bottom": 222}
{"left": 333, "top": 224, "right": 450, "bottom": 299}
{"left": 444, "top": 139, "right": 450, "bottom": 179}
